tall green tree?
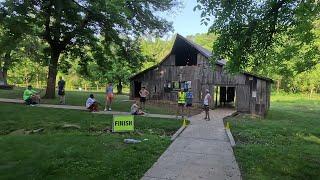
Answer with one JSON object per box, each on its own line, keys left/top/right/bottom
{"left": 186, "top": 33, "right": 217, "bottom": 51}
{"left": 0, "top": 18, "right": 29, "bottom": 85}
{"left": 141, "top": 37, "right": 174, "bottom": 68}
{"left": 78, "top": 38, "right": 148, "bottom": 94}
{"left": 0, "top": 20, "right": 44, "bottom": 86}
{"left": 195, "top": 0, "right": 320, "bottom": 72}
{"left": 0, "top": 0, "right": 180, "bottom": 98}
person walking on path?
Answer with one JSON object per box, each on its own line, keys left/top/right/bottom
{"left": 203, "top": 89, "right": 211, "bottom": 120}
{"left": 57, "top": 76, "right": 66, "bottom": 104}
{"left": 186, "top": 88, "right": 193, "bottom": 117}
{"left": 177, "top": 88, "right": 186, "bottom": 118}
{"left": 105, "top": 83, "right": 114, "bottom": 111}
{"left": 139, "top": 86, "right": 149, "bottom": 110}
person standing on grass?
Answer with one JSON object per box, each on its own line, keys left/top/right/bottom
{"left": 23, "top": 85, "right": 40, "bottom": 105}
{"left": 105, "top": 83, "right": 114, "bottom": 111}
{"left": 186, "top": 88, "right": 193, "bottom": 117}
{"left": 177, "top": 88, "right": 186, "bottom": 118}
{"left": 203, "top": 89, "right": 211, "bottom": 120}
{"left": 139, "top": 86, "right": 149, "bottom": 110}
{"left": 57, "top": 76, "right": 66, "bottom": 104}
{"left": 86, "top": 94, "right": 99, "bottom": 112}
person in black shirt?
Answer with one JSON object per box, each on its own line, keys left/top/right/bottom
{"left": 57, "top": 76, "right": 66, "bottom": 104}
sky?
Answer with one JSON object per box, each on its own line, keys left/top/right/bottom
{"left": 0, "top": 0, "right": 208, "bottom": 37}
{"left": 164, "top": 0, "right": 210, "bottom": 37}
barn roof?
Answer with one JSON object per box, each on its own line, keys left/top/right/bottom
{"left": 130, "top": 34, "right": 272, "bottom": 82}
{"left": 175, "top": 34, "right": 226, "bottom": 66}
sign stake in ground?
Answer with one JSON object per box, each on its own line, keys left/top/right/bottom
{"left": 112, "top": 115, "right": 134, "bottom": 132}
{"left": 182, "top": 118, "right": 188, "bottom": 127}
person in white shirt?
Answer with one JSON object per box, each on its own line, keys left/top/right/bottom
{"left": 86, "top": 94, "right": 99, "bottom": 112}
{"left": 203, "top": 89, "right": 211, "bottom": 120}
{"left": 130, "top": 100, "right": 144, "bottom": 115}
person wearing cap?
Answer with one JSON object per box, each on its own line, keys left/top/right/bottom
{"left": 203, "top": 89, "right": 211, "bottom": 120}
{"left": 23, "top": 85, "right": 40, "bottom": 105}
{"left": 177, "top": 88, "right": 186, "bottom": 118}
{"left": 186, "top": 88, "right": 193, "bottom": 117}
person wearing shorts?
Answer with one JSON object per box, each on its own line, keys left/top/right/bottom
{"left": 203, "top": 89, "right": 211, "bottom": 120}
{"left": 105, "top": 83, "right": 114, "bottom": 111}
{"left": 57, "top": 76, "right": 66, "bottom": 104}
{"left": 139, "top": 86, "right": 149, "bottom": 110}
{"left": 186, "top": 88, "right": 193, "bottom": 117}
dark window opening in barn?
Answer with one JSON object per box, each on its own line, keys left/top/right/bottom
{"left": 164, "top": 82, "right": 172, "bottom": 92}
{"left": 154, "top": 85, "right": 157, "bottom": 93}
{"left": 214, "top": 86, "right": 236, "bottom": 108}
{"left": 134, "top": 81, "right": 141, "bottom": 98}
{"left": 172, "top": 38, "right": 198, "bottom": 66}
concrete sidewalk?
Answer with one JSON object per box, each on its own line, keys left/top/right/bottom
{"left": 0, "top": 98, "right": 179, "bottom": 119}
{"left": 142, "top": 109, "right": 241, "bottom": 180}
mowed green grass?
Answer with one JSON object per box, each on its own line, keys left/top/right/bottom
{"left": 227, "top": 93, "right": 320, "bottom": 179}
{"left": 0, "top": 88, "right": 177, "bottom": 115}
{"left": 0, "top": 102, "right": 182, "bottom": 179}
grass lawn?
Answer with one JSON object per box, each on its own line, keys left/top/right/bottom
{"left": 0, "top": 102, "right": 182, "bottom": 179}
{"left": 227, "top": 93, "right": 320, "bottom": 179}
{"left": 0, "top": 87, "right": 179, "bottom": 115}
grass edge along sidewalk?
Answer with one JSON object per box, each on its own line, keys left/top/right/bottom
{"left": 0, "top": 102, "right": 183, "bottom": 179}
{"left": 225, "top": 93, "right": 320, "bottom": 179}
{"left": 0, "top": 88, "right": 182, "bottom": 115}
{"left": 0, "top": 98, "right": 180, "bottom": 119}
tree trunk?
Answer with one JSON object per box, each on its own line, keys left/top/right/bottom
{"left": 117, "top": 80, "right": 123, "bottom": 94}
{"left": 0, "top": 52, "right": 11, "bottom": 86}
{"left": 36, "top": 74, "right": 39, "bottom": 88}
{"left": 276, "top": 79, "right": 281, "bottom": 93}
{"left": 44, "top": 48, "right": 61, "bottom": 99}
{"left": 309, "top": 88, "right": 314, "bottom": 99}
{"left": 0, "top": 69, "right": 8, "bottom": 86}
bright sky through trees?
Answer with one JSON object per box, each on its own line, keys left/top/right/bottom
{"left": 163, "top": 0, "right": 210, "bottom": 37}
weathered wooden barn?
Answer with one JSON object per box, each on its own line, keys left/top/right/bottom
{"left": 130, "top": 34, "right": 273, "bottom": 116}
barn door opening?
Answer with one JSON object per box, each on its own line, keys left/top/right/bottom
{"left": 134, "top": 81, "right": 141, "bottom": 98}
{"left": 213, "top": 86, "right": 236, "bottom": 108}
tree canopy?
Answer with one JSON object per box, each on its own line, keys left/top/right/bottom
{"left": 195, "top": 0, "right": 320, "bottom": 72}
{"left": 0, "top": 0, "right": 180, "bottom": 98}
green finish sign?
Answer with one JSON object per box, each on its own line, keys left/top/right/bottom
{"left": 112, "top": 115, "right": 134, "bottom": 132}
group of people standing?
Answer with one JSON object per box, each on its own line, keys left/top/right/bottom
{"left": 177, "top": 87, "right": 211, "bottom": 120}
{"left": 23, "top": 79, "right": 212, "bottom": 119}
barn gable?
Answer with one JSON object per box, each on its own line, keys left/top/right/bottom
{"left": 130, "top": 34, "right": 226, "bottom": 80}
{"left": 130, "top": 34, "right": 272, "bottom": 116}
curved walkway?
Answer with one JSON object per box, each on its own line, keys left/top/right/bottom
{"left": 142, "top": 109, "right": 241, "bottom": 180}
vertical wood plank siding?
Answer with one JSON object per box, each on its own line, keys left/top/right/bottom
{"left": 130, "top": 54, "right": 271, "bottom": 116}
